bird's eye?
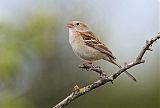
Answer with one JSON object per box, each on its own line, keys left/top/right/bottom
{"left": 76, "top": 23, "right": 79, "bottom": 26}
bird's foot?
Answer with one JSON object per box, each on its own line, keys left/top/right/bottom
{"left": 79, "top": 61, "right": 93, "bottom": 70}
{"left": 79, "top": 63, "right": 107, "bottom": 78}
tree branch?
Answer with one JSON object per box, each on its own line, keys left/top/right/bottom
{"left": 53, "top": 33, "right": 160, "bottom": 108}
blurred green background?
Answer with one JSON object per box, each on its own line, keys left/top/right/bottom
{"left": 0, "top": 0, "right": 159, "bottom": 108}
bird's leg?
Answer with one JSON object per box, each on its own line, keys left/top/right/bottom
{"left": 79, "top": 61, "right": 106, "bottom": 78}
{"left": 82, "top": 61, "right": 93, "bottom": 70}
{"left": 82, "top": 61, "right": 101, "bottom": 70}
{"left": 83, "top": 61, "right": 93, "bottom": 65}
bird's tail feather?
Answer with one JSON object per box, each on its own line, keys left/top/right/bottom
{"left": 112, "top": 61, "right": 136, "bottom": 82}
{"left": 103, "top": 56, "right": 136, "bottom": 82}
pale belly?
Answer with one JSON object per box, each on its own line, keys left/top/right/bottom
{"left": 71, "top": 42, "right": 105, "bottom": 61}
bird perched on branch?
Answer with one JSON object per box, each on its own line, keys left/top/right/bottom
{"left": 66, "top": 20, "right": 136, "bottom": 81}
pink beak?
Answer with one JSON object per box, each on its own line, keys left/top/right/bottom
{"left": 66, "top": 23, "right": 74, "bottom": 28}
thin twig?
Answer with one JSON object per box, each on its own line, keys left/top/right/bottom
{"left": 53, "top": 33, "right": 160, "bottom": 108}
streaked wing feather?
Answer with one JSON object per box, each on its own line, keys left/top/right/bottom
{"left": 97, "top": 44, "right": 113, "bottom": 54}
{"left": 79, "top": 31, "right": 116, "bottom": 59}
{"left": 80, "top": 31, "right": 100, "bottom": 42}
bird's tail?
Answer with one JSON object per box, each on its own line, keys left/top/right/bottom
{"left": 103, "top": 57, "right": 137, "bottom": 82}
{"left": 112, "top": 61, "right": 136, "bottom": 82}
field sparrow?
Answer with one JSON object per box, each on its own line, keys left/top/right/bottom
{"left": 66, "top": 20, "right": 136, "bottom": 81}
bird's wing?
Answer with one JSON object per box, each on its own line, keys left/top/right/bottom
{"left": 79, "top": 31, "right": 116, "bottom": 59}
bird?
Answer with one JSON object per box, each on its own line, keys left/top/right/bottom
{"left": 66, "top": 20, "right": 136, "bottom": 81}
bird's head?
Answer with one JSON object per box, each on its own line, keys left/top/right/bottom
{"left": 66, "top": 21, "right": 89, "bottom": 32}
